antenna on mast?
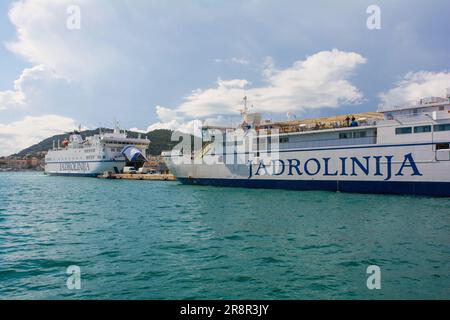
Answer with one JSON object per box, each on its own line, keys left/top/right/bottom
{"left": 241, "top": 96, "right": 249, "bottom": 116}
{"left": 113, "top": 118, "right": 121, "bottom": 134}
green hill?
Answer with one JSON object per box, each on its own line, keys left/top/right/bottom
{"left": 14, "top": 128, "right": 183, "bottom": 157}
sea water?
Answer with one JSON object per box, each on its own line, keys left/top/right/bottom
{"left": 0, "top": 172, "right": 449, "bottom": 299}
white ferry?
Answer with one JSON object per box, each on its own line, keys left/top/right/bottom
{"left": 163, "top": 90, "right": 450, "bottom": 196}
{"left": 45, "top": 125, "right": 149, "bottom": 177}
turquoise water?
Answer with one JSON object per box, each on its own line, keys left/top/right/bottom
{"left": 0, "top": 172, "right": 449, "bottom": 299}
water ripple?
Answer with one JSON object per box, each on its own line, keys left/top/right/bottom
{"left": 0, "top": 172, "right": 449, "bottom": 299}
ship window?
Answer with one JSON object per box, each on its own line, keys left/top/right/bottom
{"left": 439, "top": 106, "right": 444, "bottom": 111}
{"left": 280, "top": 137, "right": 289, "bottom": 143}
{"left": 436, "top": 143, "right": 450, "bottom": 150}
{"left": 353, "top": 131, "right": 367, "bottom": 138}
{"left": 395, "top": 127, "right": 412, "bottom": 135}
{"left": 339, "top": 132, "right": 352, "bottom": 139}
{"left": 414, "top": 125, "right": 431, "bottom": 133}
{"left": 434, "top": 124, "right": 450, "bottom": 132}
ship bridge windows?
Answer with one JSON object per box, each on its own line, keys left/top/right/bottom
{"left": 339, "top": 132, "right": 352, "bottom": 139}
{"left": 339, "top": 131, "right": 367, "bottom": 139}
{"left": 396, "top": 124, "right": 447, "bottom": 135}
{"left": 275, "top": 129, "right": 376, "bottom": 150}
{"left": 434, "top": 124, "right": 450, "bottom": 132}
{"left": 395, "top": 127, "right": 412, "bottom": 135}
{"left": 414, "top": 125, "right": 432, "bottom": 133}
{"left": 353, "top": 131, "right": 367, "bottom": 138}
{"left": 105, "top": 140, "right": 131, "bottom": 145}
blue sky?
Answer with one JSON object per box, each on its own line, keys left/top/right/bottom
{"left": 0, "top": 0, "right": 449, "bottom": 155}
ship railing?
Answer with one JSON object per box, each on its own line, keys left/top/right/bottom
{"left": 269, "top": 119, "right": 378, "bottom": 135}
{"left": 378, "top": 97, "right": 449, "bottom": 112}
{"left": 379, "top": 113, "right": 437, "bottom": 125}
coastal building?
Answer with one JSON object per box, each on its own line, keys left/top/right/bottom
{"left": 0, "top": 156, "right": 43, "bottom": 171}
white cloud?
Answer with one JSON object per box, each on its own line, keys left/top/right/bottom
{"left": 146, "top": 120, "right": 183, "bottom": 132}
{"left": 174, "top": 78, "right": 249, "bottom": 118}
{"left": 161, "top": 49, "right": 366, "bottom": 121}
{"left": 7, "top": 0, "right": 121, "bottom": 81}
{"left": 144, "top": 50, "right": 366, "bottom": 132}
{"left": 155, "top": 105, "right": 183, "bottom": 123}
{"left": 379, "top": 71, "right": 450, "bottom": 106}
{"left": 0, "top": 90, "right": 25, "bottom": 110}
{"left": 0, "top": 65, "right": 62, "bottom": 110}
{"left": 0, "top": 115, "right": 77, "bottom": 156}
{"left": 214, "top": 57, "right": 250, "bottom": 65}
{"left": 2, "top": 1, "right": 368, "bottom": 139}
{"left": 142, "top": 105, "right": 198, "bottom": 133}
{"left": 145, "top": 119, "right": 204, "bottom": 136}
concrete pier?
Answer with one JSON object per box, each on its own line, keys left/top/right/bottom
{"left": 98, "top": 172, "right": 176, "bottom": 181}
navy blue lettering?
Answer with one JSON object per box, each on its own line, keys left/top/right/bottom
{"left": 396, "top": 153, "right": 423, "bottom": 176}
{"left": 288, "top": 159, "right": 302, "bottom": 176}
{"left": 304, "top": 158, "right": 321, "bottom": 176}
{"left": 323, "top": 158, "right": 338, "bottom": 176}
{"left": 272, "top": 159, "right": 285, "bottom": 176}
{"left": 351, "top": 156, "right": 370, "bottom": 176}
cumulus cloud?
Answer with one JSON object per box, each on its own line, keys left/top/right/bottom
{"left": 141, "top": 106, "right": 202, "bottom": 133}
{"left": 0, "top": 90, "right": 24, "bottom": 110}
{"left": 138, "top": 104, "right": 237, "bottom": 136}
{"left": 0, "top": 115, "right": 77, "bottom": 156}
{"left": 154, "top": 106, "right": 183, "bottom": 123}
{"left": 379, "top": 71, "right": 450, "bottom": 106}
{"left": 0, "top": 65, "right": 62, "bottom": 110}
{"left": 145, "top": 119, "right": 204, "bottom": 137}
{"left": 2, "top": 1, "right": 368, "bottom": 143}
{"left": 7, "top": 0, "right": 121, "bottom": 81}
{"left": 149, "top": 49, "right": 366, "bottom": 130}
{"left": 144, "top": 116, "right": 237, "bottom": 135}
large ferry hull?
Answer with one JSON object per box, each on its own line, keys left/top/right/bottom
{"left": 165, "top": 143, "right": 450, "bottom": 197}
{"left": 45, "top": 160, "right": 125, "bottom": 177}
{"left": 176, "top": 177, "right": 450, "bottom": 197}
